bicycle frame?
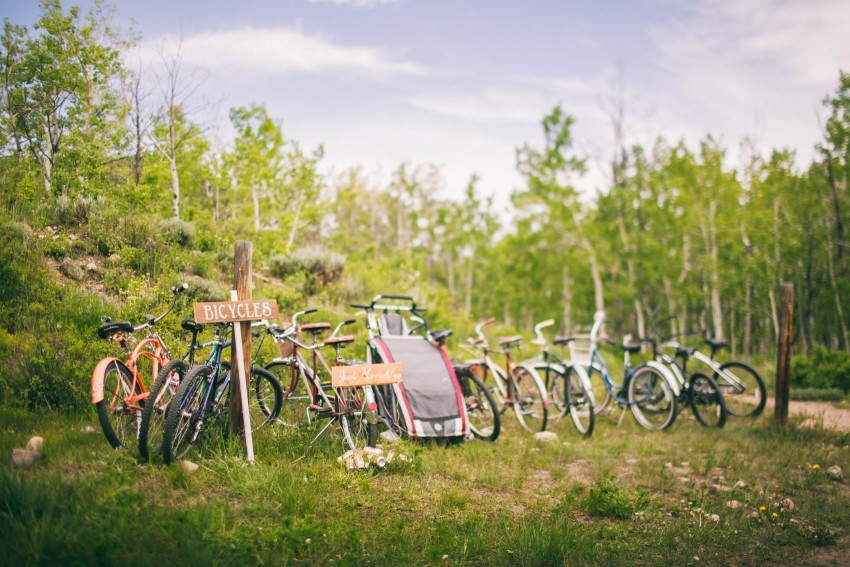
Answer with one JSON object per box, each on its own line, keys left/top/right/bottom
{"left": 661, "top": 341, "right": 747, "bottom": 392}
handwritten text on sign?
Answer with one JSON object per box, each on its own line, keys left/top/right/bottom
{"left": 332, "top": 363, "right": 403, "bottom": 388}
{"left": 194, "top": 300, "right": 279, "bottom": 324}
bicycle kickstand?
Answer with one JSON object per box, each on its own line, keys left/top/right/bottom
{"left": 616, "top": 404, "right": 628, "bottom": 427}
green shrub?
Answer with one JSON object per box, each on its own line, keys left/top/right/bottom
{"left": 791, "top": 346, "right": 850, "bottom": 394}
{"left": 159, "top": 217, "right": 196, "bottom": 248}
{"left": 56, "top": 194, "right": 96, "bottom": 226}
{"left": 268, "top": 247, "right": 345, "bottom": 295}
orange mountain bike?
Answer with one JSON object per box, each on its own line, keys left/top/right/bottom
{"left": 91, "top": 284, "right": 188, "bottom": 448}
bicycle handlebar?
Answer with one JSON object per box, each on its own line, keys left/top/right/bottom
{"left": 330, "top": 318, "right": 357, "bottom": 338}
{"left": 131, "top": 282, "right": 188, "bottom": 331}
{"left": 530, "top": 319, "right": 554, "bottom": 346}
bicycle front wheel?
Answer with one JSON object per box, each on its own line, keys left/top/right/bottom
{"left": 95, "top": 361, "right": 139, "bottom": 449}
{"left": 139, "top": 359, "right": 187, "bottom": 462}
{"left": 689, "top": 372, "right": 727, "bottom": 428}
{"left": 463, "top": 371, "right": 500, "bottom": 442}
{"left": 512, "top": 364, "right": 548, "bottom": 432}
{"left": 564, "top": 365, "right": 595, "bottom": 437}
{"left": 714, "top": 361, "right": 766, "bottom": 417}
{"left": 250, "top": 366, "right": 283, "bottom": 429}
{"left": 628, "top": 365, "right": 677, "bottom": 431}
{"left": 339, "top": 387, "right": 378, "bottom": 451}
{"left": 162, "top": 365, "right": 210, "bottom": 464}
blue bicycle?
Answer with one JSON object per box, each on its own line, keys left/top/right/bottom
{"left": 561, "top": 312, "right": 679, "bottom": 431}
{"left": 161, "top": 323, "right": 283, "bottom": 463}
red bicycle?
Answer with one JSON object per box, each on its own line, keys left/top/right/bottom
{"left": 91, "top": 284, "right": 187, "bottom": 448}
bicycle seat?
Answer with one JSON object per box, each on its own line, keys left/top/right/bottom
{"left": 301, "top": 322, "right": 331, "bottom": 335}
{"left": 621, "top": 342, "right": 642, "bottom": 354}
{"left": 432, "top": 329, "right": 452, "bottom": 343}
{"left": 97, "top": 321, "right": 133, "bottom": 339}
{"left": 181, "top": 318, "right": 205, "bottom": 333}
{"left": 324, "top": 335, "right": 355, "bottom": 346}
{"left": 498, "top": 335, "right": 523, "bottom": 348}
{"left": 676, "top": 345, "right": 697, "bottom": 357}
{"left": 553, "top": 336, "right": 575, "bottom": 345}
{"left": 705, "top": 337, "right": 727, "bottom": 350}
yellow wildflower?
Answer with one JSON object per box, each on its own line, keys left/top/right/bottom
{"left": 759, "top": 506, "right": 766, "bottom": 511}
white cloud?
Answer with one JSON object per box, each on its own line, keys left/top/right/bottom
{"left": 308, "top": 0, "right": 400, "bottom": 7}
{"left": 408, "top": 89, "right": 552, "bottom": 123}
{"left": 140, "top": 26, "right": 425, "bottom": 77}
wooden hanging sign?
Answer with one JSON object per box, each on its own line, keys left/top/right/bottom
{"left": 194, "top": 299, "right": 278, "bottom": 324}
{"left": 332, "top": 363, "right": 403, "bottom": 388}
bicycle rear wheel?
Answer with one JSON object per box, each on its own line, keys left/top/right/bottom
{"left": 714, "top": 361, "right": 766, "bottom": 417}
{"left": 511, "top": 364, "right": 548, "bottom": 432}
{"left": 628, "top": 365, "right": 677, "bottom": 431}
{"left": 265, "top": 359, "right": 310, "bottom": 428}
{"left": 462, "top": 371, "right": 500, "bottom": 441}
{"left": 139, "top": 359, "right": 187, "bottom": 462}
{"left": 689, "top": 371, "right": 727, "bottom": 428}
{"left": 339, "top": 386, "right": 378, "bottom": 451}
{"left": 95, "top": 361, "right": 139, "bottom": 449}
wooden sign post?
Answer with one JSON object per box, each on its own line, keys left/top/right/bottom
{"left": 192, "top": 241, "right": 280, "bottom": 463}
{"left": 774, "top": 282, "right": 794, "bottom": 428}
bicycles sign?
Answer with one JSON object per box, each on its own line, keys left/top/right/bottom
{"left": 332, "top": 363, "right": 403, "bottom": 388}
{"left": 193, "top": 299, "right": 279, "bottom": 324}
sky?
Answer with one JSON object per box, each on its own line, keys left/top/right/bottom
{"left": 3, "top": 0, "right": 850, "bottom": 211}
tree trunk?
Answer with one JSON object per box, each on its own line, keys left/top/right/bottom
{"left": 769, "top": 289, "right": 779, "bottom": 343}
{"left": 251, "top": 186, "right": 260, "bottom": 232}
{"left": 826, "top": 235, "right": 850, "bottom": 352}
{"left": 562, "top": 265, "right": 573, "bottom": 334}
{"left": 708, "top": 200, "right": 724, "bottom": 340}
{"left": 824, "top": 156, "right": 845, "bottom": 273}
{"left": 744, "top": 282, "right": 753, "bottom": 356}
{"left": 464, "top": 254, "right": 473, "bottom": 314}
{"left": 170, "top": 157, "right": 180, "bottom": 218}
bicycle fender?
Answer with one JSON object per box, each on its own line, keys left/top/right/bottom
{"left": 646, "top": 360, "right": 681, "bottom": 397}
{"left": 91, "top": 357, "right": 130, "bottom": 404}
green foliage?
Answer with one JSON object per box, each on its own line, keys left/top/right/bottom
{"left": 55, "top": 194, "right": 96, "bottom": 226}
{"left": 791, "top": 346, "right": 850, "bottom": 393}
{"left": 268, "top": 246, "right": 345, "bottom": 294}
{"left": 789, "top": 387, "right": 847, "bottom": 402}
{"left": 158, "top": 216, "right": 196, "bottom": 248}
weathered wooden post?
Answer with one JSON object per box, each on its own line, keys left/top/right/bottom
{"left": 229, "top": 240, "right": 252, "bottom": 437}
{"left": 774, "top": 282, "right": 794, "bottom": 427}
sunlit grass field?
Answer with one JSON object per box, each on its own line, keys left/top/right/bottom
{"left": 1, "top": 404, "right": 848, "bottom": 566}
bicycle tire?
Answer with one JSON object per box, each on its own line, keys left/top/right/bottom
{"left": 95, "top": 361, "right": 139, "bottom": 449}
{"left": 162, "top": 364, "right": 211, "bottom": 464}
{"left": 628, "top": 365, "right": 677, "bottom": 431}
{"left": 714, "top": 361, "right": 767, "bottom": 417}
{"left": 139, "top": 359, "right": 187, "bottom": 462}
{"left": 564, "top": 365, "right": 595, "bottom": 437}
{"left": 265, "top": 359, "right": 310, "bottom": 428}
{"left": 463, "top": 371, "right": 501, "bottom": 442}
{"left": 339, "top": 386, "right": 378, "bottom": 451}
{"left": 250, "top": 366, "right": 283, "bottom": 428}
{"left": 539, "top": 363, "right": 567, "bottom": 421}
{"left": 511, "top": 363, "right": 548, "bottom": 432}
{"left": 689, "top": 371, "right": 727, "bottom": 428}
{"left": 587, "top": 365, "right": 612, "bottom": 415}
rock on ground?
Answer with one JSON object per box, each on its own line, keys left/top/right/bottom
{"left": 534, "top": 431, "right": 559, "bottom": 442}
{"left": 26, "top": 436, "right": 44, "bottom": 451}
{"left": 826, "top": 465, "right": 843, "bottom": 481}
{"left": 11, "top": 448, "right": 43, "bottom": 468}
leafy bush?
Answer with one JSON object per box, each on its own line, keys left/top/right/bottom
{"left": 159, "top": 217, "right": 196, "bottom": 248}
{"left": 268, "top": 247, "right": 345, "bottom": 294}
{"left": 56, "top": 194, "right": 96, "bottom": 226}
{"left": 791, "top": 346, "right": 850, "bottom": 394}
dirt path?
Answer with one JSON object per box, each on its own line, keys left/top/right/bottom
{"left": 774, "top": 398, "right": 850, "bottom": 432}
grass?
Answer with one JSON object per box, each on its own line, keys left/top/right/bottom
{"left": 1, "top": 407, "right": 849, "bottom": 566}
